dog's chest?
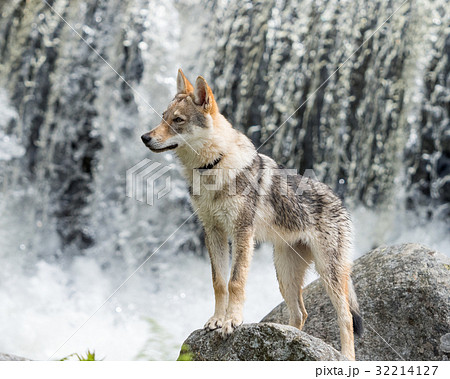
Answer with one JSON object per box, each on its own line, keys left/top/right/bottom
{"left": 190, "top": 189, "right": 243, "bottom": 232}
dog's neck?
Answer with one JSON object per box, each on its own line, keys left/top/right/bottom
{"left": 196, "top": 154, "right": 223, "bottom": 171}
{"left": 176, "top": 112, "right": 256, "bottom": 181}
{"left": 176, "top": 132, "right": 227, "bottom": 171}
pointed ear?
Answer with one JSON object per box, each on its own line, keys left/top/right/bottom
{"left": 194, "top": 76, "right": 217, "bottom": 113}
{"left": 177, "top": 68, "right": 194, "bottom": 94}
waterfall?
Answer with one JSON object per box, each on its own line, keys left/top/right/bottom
{"left": 0, "top": 0, "right": 448, "bottom": 360}
{"left": 0, "top": 0, "right": 212, "bottom": 360}
{"left": 204, "top": 0, "right": 449, "bottom": 211}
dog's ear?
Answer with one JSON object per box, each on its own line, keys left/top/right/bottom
{"left": 177, "top": 68, "right": 194, "bottom": 94}
{"left": 194, "top": 76, "right": 217, "bottom": 113}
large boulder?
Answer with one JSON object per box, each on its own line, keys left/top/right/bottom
{"left": 262, "top": 243, "right": 450, "bottom": 360}
{"left": 178, "top": 323, "right": 346, "bottom": 361}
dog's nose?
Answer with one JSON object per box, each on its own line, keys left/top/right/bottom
{"left": 141, "top": 134, "right": 151, "bottom": 144}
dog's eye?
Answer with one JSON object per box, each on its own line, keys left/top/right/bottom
{"left": 173, "top": 117, "right": 184, "bottom": 123}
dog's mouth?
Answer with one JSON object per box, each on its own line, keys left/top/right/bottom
{"left": 148, "top": 144, "right": 178, "bottom": 153}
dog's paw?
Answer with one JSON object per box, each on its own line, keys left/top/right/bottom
{"left": 220, "top": 315, "right": 242, "bottom": 337}
{"left": 204, "top": 316, "right": 223, "bottom": 331}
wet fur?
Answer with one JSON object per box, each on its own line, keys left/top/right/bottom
{"left": 142, "top": 69, "right": 363, "bottom": 360}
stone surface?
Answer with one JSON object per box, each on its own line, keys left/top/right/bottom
{"left": 440, "top": 334, "right": 450, "bottom": 353}
{"left": 262, "top": 243, "right": 450, "bottom": 360}
{"left": 179, "top": 323, "right": 346, "bottom": 361}
{"left": 0, "top": 353, "right": 30, "bottom": 361}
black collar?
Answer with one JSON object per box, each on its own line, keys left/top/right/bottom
{"left": 196, "top": 155, "right": 223, "bottom": 171}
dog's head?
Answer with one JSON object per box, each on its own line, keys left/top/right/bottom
{"left": 141, "top": 69, "right": 218, "bottom": 153}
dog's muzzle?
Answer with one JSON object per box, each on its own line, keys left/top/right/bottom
{"left": 141, "top": 133, "right": 178, "bottom": 152}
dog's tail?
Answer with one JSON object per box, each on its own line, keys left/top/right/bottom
{"left": 348, "top": 278, "right": 364, "bottom": 337}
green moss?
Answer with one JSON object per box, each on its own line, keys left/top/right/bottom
{"left": 177, "top": 344, "right": 194, "bottom": 361}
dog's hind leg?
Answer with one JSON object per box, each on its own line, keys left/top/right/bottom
{"left": 273, "top": 241, "right": 313, "bottom": 330}
{"left": 204, "top": 226, "right": 229, "bottom": 331}
{"left": 311, "top": 243, "right": 356, "bottom": 360}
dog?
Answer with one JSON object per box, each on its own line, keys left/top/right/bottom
{"left": 141, "top": 69, "right": 363, "bottom": 360}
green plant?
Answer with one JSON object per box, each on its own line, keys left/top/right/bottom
{"left": 60, "top": 349, "right": 103, "bottom": 361}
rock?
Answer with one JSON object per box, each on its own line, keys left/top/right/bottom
{"left": 0, "top": 353, "right": 30, "bottom": 361}
{"left": 178, "top": 323, "right": 346, "bottom": 361}
{"left": 440, "top": 334, "right": 450, "bottom": 353}
{"left": 262, "top": 243, "right": 450, "bottom": 360}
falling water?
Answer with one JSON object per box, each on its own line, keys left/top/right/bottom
{"left": 0, "top": 0, "right": 448, "bottom": 360}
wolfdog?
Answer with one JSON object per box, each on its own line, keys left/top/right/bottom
{"left": 141, "top": 69, "right": 363, "bottom": 360}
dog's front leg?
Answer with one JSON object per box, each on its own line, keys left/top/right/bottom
{"left": 204, "top": 226, "right": 229, "bottom": 331}
{"left": 221, "top": 227, "right": 254, "bottom": 336}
